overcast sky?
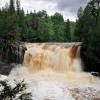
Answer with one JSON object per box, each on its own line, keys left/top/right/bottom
{"left": 0, "top": 0, "right": 88, "bottom": 21}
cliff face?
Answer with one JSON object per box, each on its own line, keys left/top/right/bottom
{"left": 0, "top": 39, "right": 27, "bottom": 64}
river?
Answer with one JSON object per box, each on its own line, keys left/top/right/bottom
{"left": 1, "top": 43, "right": 100, "bottom": 100}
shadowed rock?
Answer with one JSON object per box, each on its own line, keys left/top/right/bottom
{"left": 0, "top": 39, "right": 27, "bottom": 64}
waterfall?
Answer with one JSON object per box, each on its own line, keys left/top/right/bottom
{"left": 23, "top": 43, "right": 83, "bottom": 72}
{"left": 8, "top": 43, "right": 100, "bottom": 100}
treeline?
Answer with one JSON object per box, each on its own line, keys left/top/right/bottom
{"left": 0, "top": 0, "right": 75, "bottom": 43}
{"left": 75, "top": 0, "right": 100, "bottom": 72}
{"left": 0, "top": 0, "right": 100, "bottom": 72}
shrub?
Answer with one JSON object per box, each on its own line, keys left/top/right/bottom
{"left": 0, "top": 80, "right": 32, "bottom": 100}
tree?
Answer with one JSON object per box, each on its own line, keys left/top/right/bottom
{"left": 74, "top": 7, "right": 84, "bottom": 41}
{"left": 0, "top": 0, "right": 22, "bottom": 42}
{"left": 0, "top": 0, "right": 76, "bottom": 43}
{"left": 77, "top": 7, "right": 83, "bottom": 19}
{"left": 88, "top": 0, "right": 100, "bottom": 25}
{"left": 75, "top": 0, "right": 100, "bottom": 72}
{"left": 64, "top": 19, "right": 71, "bottom": 41}
{"left": 9, "top": 0, "right": 15, "bottom": 14}
{"left": 16, "top": 0, "right": 20, "bottom": 14}
{"left": 51, "top": 12, "right": 65, "bottom": 41}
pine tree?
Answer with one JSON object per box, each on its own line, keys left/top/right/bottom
{"left": 75, "top": 0, "right": 100, "bottom": 72}
{"left": 77, "top": 7, "right": 83, "bottom": 19}
{"left": 65, "top": 19, "right": 71, "bottom": 41}
{"left": 74, "top": 7, "right": 84, "bottom": 41}
{"left": 9, "top": 0, "right": 15, "bottom": 14}
{"left": 16, "top": 0, "right": 20, "bottom": 14}
{"left": 88, "top": 0, "right": 100, "bottom": 26}
{"left": 51, "top": 12, "right": 65, "bottom": 41}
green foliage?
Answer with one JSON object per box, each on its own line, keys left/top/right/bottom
{"left": 64, "top": 19, "right": 71, "bottom": 41}
{"left": 9, "top": 0, "right": 15, "bottom": 14}
{"left": 0, "top": 0, "right": 25, "bottom": 43}
{"left": 70, "top": 21, "right": 76, "bottom": 41}
{"left": 0, "top": 80, "right": 32, "bottom": 100}
{"left": 75, "top": 0, "right": 100, "bottom": 72}
{"left": 51, "top": 13, "right": 66, "bottom": 41}
{"left": 0, "top": 0, "right": 75, "bottom": 42}
{"left": 0, "top": 0, "right": 100, "bottom": 72}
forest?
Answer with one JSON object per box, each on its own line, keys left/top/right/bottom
{"left": 0, "top": 0, "right": 76, "bottom": 42}
{"left": 0, "top": 0, "right": 100, "bottom": 72}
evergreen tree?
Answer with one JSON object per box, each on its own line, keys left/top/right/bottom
{"left": 75, "top": 0, "right": 100, "bottom": 72}
{"left": 77, "top": 7, "right": 83, "bottom": 19}
{"left": 16, "top": 0, "right": 20, "bottom": 14}
{"left": 74, "top": 7, "right": 84, "bottom": 41}
{"left": 9, "top": 0, "right": 15, "bottom": 14}
{"left": 88, "top": 0, "right": 100, "bottom": 26}
{"left": 0, "top": 0, "right": 76, "bottom": 43}
{"left": 51, "top": 12, "right": 65, "bottom": 42}
{"left": 64, "top": 19, "right": 71, "bottom": 41}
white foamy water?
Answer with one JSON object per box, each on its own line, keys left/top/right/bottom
{"left": 31, "top": 81, "right": 74, "bottom": 100}
{"left": 8, "top": 65, "right": 100, "bottom": 100}
{"left": 8, "top": 43, "right": 100, "bottom": 100}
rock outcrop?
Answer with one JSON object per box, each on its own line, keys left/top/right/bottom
{"left": 0, "top": 39, "right": 27, "bottom": 64}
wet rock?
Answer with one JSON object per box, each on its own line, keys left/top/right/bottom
{"left": 91, "top": 72, "right": 100, "bottom": 77}
{"left": 0, "top": 40, "right": 27, "bottom": 64}
{"left": 0, "top": 63, "right": 16, "bottom": 75}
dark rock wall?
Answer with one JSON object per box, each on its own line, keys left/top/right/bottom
{"left": 0, "top": 39, "right": 27, "bottom": 64}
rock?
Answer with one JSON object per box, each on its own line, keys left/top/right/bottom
{"left": 91, "top": 72, "right": 100, "bottom": 77}
{"left": 0, "top": 40, "right": 27, "bottom": 64}
{"left": 0, "top": 63, "right": 15, "bottom": 75}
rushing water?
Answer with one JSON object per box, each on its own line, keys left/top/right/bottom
{"left": 23, "top": 43, "right": 82, "bottom": 72}
{"left": 8, "top": 43, "right": 100, "bottom": 100}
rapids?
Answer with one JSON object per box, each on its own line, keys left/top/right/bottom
{"left": 8, "top": 43, "right": 100, "bottom": 100}
{"left": 23, "top": 43, "right": 82, "bottom": 72}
